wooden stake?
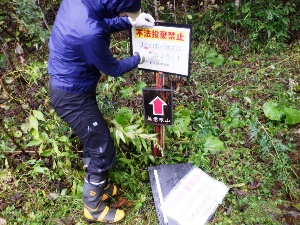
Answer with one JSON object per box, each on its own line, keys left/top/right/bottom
{"left": 153, "top": 72, "right": 165, "bottom": 157}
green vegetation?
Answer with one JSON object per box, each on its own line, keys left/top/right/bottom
{"left": 0, "top": 0, "right": 299, "bottom": 224}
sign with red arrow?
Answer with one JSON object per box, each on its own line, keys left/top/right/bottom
{"left": 149, "top": 96, "right": 167, "bottom": 116}
{"left": 143, "top": 88, "right": 173, "bottom": 126}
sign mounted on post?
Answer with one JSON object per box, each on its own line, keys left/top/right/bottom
{"left": 131, "top": 22, "right": 192, "bottom": 78}
{"left": 143, "top": 88, "right": 173, "bottom": 126}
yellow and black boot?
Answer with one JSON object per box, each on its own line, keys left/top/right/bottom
{"left": 101, "top": 179, "right": 120, "bottom": 202}
{"left": 83, "top": 181, "right": 125, "bottom": 223}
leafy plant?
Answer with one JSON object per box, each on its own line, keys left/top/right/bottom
{"left": 24, "top": 61, "right": 47, "bottom": 85}
{"left": 203, "top": 135, "right": 225, "bottom": 153}
{"left": 27, "top": 110, "right": 72, "bottom": 157}
{"left": 249, "top": 116, "right": 299, "bottom": 200}
{"left": 109, "top": 107, "right": 158, "bottom": 152}
{"left": 263, "top": 101, "right": 300, "bottom": 125}
{"left": 13, "top": 0, "right": 51, "bottom": 45}
{"left": 190, "top": 1, "right": 300, "bottom": 53}
{"left": 167, "top": 105, "right": 191, "bottom": 138}
{"left": 206, "top": 51, "right": 225, "bottom": 67}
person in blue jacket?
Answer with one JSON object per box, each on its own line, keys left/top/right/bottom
{"left": 48, "top": 0, "right": 155, "bottom": 223}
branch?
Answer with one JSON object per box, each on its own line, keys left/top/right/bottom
{"left": 153, "top": 0, "right": 159, "bottom": 21}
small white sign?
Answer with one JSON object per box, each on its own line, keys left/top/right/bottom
{"left": 131, "top": 23, "right": 192, "bottom": 77}
{"left": 162, "top": 166, "right": 229, "bottom": 225}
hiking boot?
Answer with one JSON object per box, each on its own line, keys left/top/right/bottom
{"left": 83, "top": 181, "right": 125, "bottom": 223}
{"left": 101, "top": 179, "right": 121, "bottom": 202}
{"left": 84, "top": 173, "right": 121, "bottom": 202}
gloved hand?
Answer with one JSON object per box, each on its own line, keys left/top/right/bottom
{"left": 129, "top": 13, "right": 155, "bottom": 28}
{"left": 136, "top": 49, "right": 156, "bottom": 64}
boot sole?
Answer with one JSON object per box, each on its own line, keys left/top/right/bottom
{"left": 86, "top": 218, "right": 125, "bottom": 224}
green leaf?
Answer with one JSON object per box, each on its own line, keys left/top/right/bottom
{"left": 187, "top": 14, "right": 193, "bottom": 20}
{"left": 15, "top": 162, "right": 26, "bottom": 172}
{"left": 284, "top": 107, "right": 300, "bottom": 125}
{"left": 27, "top": 139, "right": 42, "bottom": 147}
{"left": 49, "top": 139, "right": 61, "bottom": 156}
{"left": 141, "top": 138, "right": 148, "bottom": 150}
{"left": 29, "top": 115, "right": 39, "bottom": 130}
{"left": 33, "top": 110, "right": 45, "bottom": 121}
{"left": 204, "top": 135, "right": 225, "bottom": 153}
{"left": 205, "top": 51, "right": 225, "bottom": 66}
{"left": 206, "top": 51, "right": 218, "bottom": 60}
{"left": 132, "top": 138, "right": 141, "bottom": 151}
{"left": 135, "top": 81, "right": 147, "bottom": 95}
{"left": 262, "top": 101, "right": 285, "bottom": 121}
{"left": 40, "top": 150, "right": 53, "bottom": 157}
{"left": 58, "top": 136, "right": 69, "bottom": 142}
{"left": 139, "top": 133, "right": 157, "bottom": 139}
{"left": 118, "top": 157, "right": 134, "bottom": 174}
{"left": 4, "top": 77, "right": 14, "bottom": 84}
{"left": 114, "top": 108, "right": 133, "bottom": 127}
{"left": 33, "top": 166, "right": 45, "bottom": 173}
{"left": 13, "top": 130, "right": 22, "bottom": 138}
{"left": 212, "top": 21, "right": 222, "bottom": 30}
{"left": 40, "top": 131, "right": 49, "bottom": 139}
{"left": 231, "top": 118, "right": 241, "bottom": 129}
{"left": 148, "top": 155, "right": 155, "bottom": 163}
{"left": 212, "top": 54, "right": 225, "bottom": 66}
{"left": 116, "top": 129, "right": 126, "bottom": 145}
{"left": 61, "top": 188, "right": 68, "bottom": 196}
{"left": 120, "top": 87, "right": 134, "bottom": 98}
{"left": 294, "top": 85, "right": 300, "bottom": 92}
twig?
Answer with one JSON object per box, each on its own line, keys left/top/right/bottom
{"left": 40, "top": 6, "right": 51, "bottom": 32}
{"left": 173, "top": 0, "right": 177, "bottom": 23}
{"left": 3, "top": 150, "right": 83, "bottom": 154}
{"left": 153, "top": 0, "right": 159, "bottom": 21}
{"left": 183, "top": 0, "right": 187, "bottom": 24}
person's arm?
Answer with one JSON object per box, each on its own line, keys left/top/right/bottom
{"left": 104, "top": 13, "right": 155, "bottom": 33}
{"left": 78, "top": 33, "right": 139, "bottom": 77}
{"left": 103, "top": 17, "right": 131, "bottom": 33}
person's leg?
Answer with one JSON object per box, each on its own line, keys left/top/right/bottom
{"left": 50, "top": 86, "right": 124, "bottom": 223}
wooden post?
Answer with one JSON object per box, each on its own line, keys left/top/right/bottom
{"left": 153, "top": 72, "right": 165, "bottom": 157}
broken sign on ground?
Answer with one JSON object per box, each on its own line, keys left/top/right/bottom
{"left": 148, "top": 163, "right": 229, "bottom": 225}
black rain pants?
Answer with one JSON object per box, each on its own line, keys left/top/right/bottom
{"left": 50, "top": 85, "right": 116, "bottom": 181}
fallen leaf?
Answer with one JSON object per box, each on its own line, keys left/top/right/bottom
{"left": 111, "top": 197, "right": 133, "bottom": 208}
{"left": 234, "top": 189, "right": 248, "bottom": 196}
{"left": 248, "top": 181, "right": 261, "bottom": 190}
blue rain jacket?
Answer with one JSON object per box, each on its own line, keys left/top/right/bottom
{"left": 48, "top": 0, "right": 141, "bottom": 93}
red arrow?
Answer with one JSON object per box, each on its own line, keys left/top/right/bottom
{"left": 149, "top": 96, "right": 167, "bottom": 115}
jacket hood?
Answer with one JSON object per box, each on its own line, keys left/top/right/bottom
{"left": 81, "top": 0, "right": 141, "bottom": 18}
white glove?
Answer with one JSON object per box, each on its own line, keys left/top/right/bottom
{"left": 129, "top": 13, "right": 155, "bottom": 28}
{"left": 137, "top": 49, "right": 156, "bottom": 64}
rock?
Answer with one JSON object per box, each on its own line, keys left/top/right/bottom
{"left": 0, "top": 218, "right": 7, "bottom": 225}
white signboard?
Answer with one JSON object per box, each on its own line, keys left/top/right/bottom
{"left": 162, "top": 166, "right": 229, "bottom": 225}
{"left": 131, "top": 22, "right": 192, "bottom": 77}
